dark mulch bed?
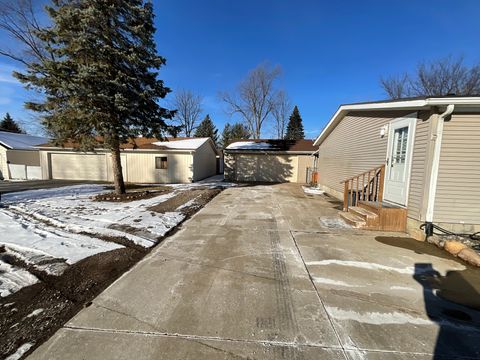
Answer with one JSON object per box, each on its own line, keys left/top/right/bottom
{"left": 92, "top": 185, "right": 172, "bottom": 202}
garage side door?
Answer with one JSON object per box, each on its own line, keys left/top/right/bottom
{"left": 51, "top": 153, "right": 107, "bottom": 181}
{"left": 236, "top": 154, "right": 296, "bottom": 182}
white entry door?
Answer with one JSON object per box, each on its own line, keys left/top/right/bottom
{"left": 383, "top": 116, "right": 416, "bottom": 206}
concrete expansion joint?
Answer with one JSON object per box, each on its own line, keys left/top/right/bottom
{"left": 288, "top": 229, "right": 350, "bottom": 359}
{"left": 62, "top": 325, "right": 344, "bottom": 350}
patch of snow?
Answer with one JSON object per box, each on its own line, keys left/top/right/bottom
{"left": 5, "top": 342, "right": 34, "bottom": 360}
{"left": 176, "top": 198, "right": 197, "bottom": 211}
{"left": 302, "top": 186, "right": 324, "bottom": 195}
{"left": 226, "top": 141, "right": 272, "bottom": 150}
{"left": 326, "top": 306, "right": 432, "bottom": 325}
{"left": 319, "top": 217, "right": 350, "bottom": 229}
{"left": 0, "top": 211, "right": 123, "bottom": 273}
{"left": 313, "top": 277, "right": 361, "bottom": 288}
{"left": 390, "top": 285, "right": 415, "bottom": 292}
{"left": 26, "top": 308, "right": 44, "bottom": 318}
{"left": 306, "top": 259, "right": 465, "bottom": 275}
{"left": 327, "top": 307, "right": 480, "bottom": 332}
{"left": 0, "top": 131, "right": 48, "bottom": 150}
{"left": 152, "top": 138, "right": 209, "bottom": 150}
{"left": 0, "top": 260, "right": 38, "bottom": 297}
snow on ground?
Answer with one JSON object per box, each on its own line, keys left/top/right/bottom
{"left": 0, "top": 260, "right": 38, "bottom": 297}
{"left": 5, "top": 342, "right": 34, "bottom": 360}
{"left": 0, "top": 211, "right": 123, "bottom": 273}
{"left": 0, "top": 180, "right": 230, "bottom": 297}
{"left": 302, "top": 186, "right": 325, "bottom": 195}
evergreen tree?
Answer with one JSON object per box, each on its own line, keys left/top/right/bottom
{"left": 14, "top": 0, "right": 173, "bottom": 194}
{"left": 284, "top": 105, "right": 305, "bottom": 140}
{"left": 0, "top": 113, "right": 23, "bottom": 133}
{"left": 194, "top": 114, "right": 218, "bottom": 145}
{"left": 221, "top": 122, "right": 250, "bottom": 148}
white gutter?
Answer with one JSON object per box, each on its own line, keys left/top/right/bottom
{"left": 425, "top": 104, "right": 455, "bottom": 222}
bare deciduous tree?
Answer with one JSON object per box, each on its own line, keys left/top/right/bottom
{"left": 172, "top": 89, "right": 203, "bottom": 137}
{"left": 222, "top": 63, "right": 281, "bottom": 139}
{"left": 380, "top": 73, "right": 410, "bottom": 99}
{"left": 272, "top": 90, "right": 290, "bottom": 139}
{"left": 0, "top": 0, "right": 53, "bottom": 66}
{"left": 381, "top": 56, "right": 480, "bottom": 99}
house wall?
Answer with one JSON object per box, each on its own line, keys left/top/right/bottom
{"left": 316, "top": 110, "right": 433, "bottom": 221}
{"left": 405, "top": 111, "right": 432, "bottom": 221}
{"left": 296, "top": 155, "right": 313, "bottom": 183}
{"left": 40, "top": 150, "right": 195, "bottom": 183}
{"left": 433, "top": 113, "right": 480, "bottom": 225}
{"left": 0, "top": 148, "right": 41, "bottom": 180}
{"left": 316, "top": 110, "right": 413, "bottom": 197}
{"left": 224, "top": 152, "right": 311, "bottom": 183}
{"left": 192, "top": 141, "right": 217, "bottom": 181}
{"left": 120, "top": 152, "right": 194, "bottom": 183}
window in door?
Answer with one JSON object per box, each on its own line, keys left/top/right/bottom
{"left": 389, "top": 126, "right": 409, "bottom": 182}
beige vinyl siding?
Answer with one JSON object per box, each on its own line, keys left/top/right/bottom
{"left": 406, "top": 112, "right": 431, "bottom": 220}
{"left": 0, "top": 146, "right": 7, "bottom": 180}
{"left": 121, "top": 152, "right": 193, "bottom": 183}
{"left": 192, "top": 141, "right": 217, "bottom": 181}
{"left": 296, "top": 155, "right": 313, "bottom": 183}
{"left": 317, "top": 110, "right": 413, "bottom": 197}
{"left": 433, "top": 114, "right": 480, "bottom": 224}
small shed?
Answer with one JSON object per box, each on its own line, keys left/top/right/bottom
{"left": 224, "top": 139, "right": 316, "bottom": 183}
{"left": 38, "top": 137, "right": 218, "bottom": 183}
{"left": 0, "top": 131, "right": 48, "bottom": 180}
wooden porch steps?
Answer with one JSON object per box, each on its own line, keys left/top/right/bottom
{"left": 340, "top": 202, "right": 406, "bottom": 231}
{"left": 339, "top": 211, "right": 366, "bottom": 228}
{"left": 341, "top": 165, "right": 407, "bottom": 232}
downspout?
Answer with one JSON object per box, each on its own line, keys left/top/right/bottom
{"left": 424, "top": 104, "right": 454, "bottom": 236}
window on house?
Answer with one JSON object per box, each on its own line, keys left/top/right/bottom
{"left": 155, "top": 156, "right": 168, "bottom": 169}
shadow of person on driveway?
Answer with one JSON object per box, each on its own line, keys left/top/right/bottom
{"left": 413, "top": 263, "right": 480, "bottom": 359}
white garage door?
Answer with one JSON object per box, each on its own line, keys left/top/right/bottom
{"left": 51, "top": 153, "right": 107, "bottom": 181}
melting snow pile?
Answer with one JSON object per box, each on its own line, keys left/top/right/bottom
{"left": 302, "top": 186, "right": 324, "bottom": 195}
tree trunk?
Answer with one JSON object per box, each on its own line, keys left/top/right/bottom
{"left": 111, "top": 146, "right": 126, "bottom": 195}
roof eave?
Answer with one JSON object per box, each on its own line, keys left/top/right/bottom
{"left": 313, "top": 97, "right": 480, "bottom": 147}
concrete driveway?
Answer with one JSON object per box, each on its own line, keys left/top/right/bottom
{"left": 29, "top": 184, "right": 480, "bottom": 359}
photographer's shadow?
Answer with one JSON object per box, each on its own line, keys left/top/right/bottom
{"left": 414, "top": 263, "right": 480, "bottom": 359}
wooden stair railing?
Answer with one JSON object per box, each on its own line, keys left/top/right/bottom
{"left": 342, "top": 165, "right": 385, "bottom": 211}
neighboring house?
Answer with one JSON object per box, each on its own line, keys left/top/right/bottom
{"left": 38, "top": 137, "right": 218, "bottom": 183}
{"left": 313, "top": 96, "right": 480, "bottom": 239}
{"left": 224, "top": 139, "right": 315, "bottom": 183}
{"left": 0, "top": 131, "right": 48, "bottom": 181}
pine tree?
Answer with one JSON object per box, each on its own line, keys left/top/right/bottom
{"left": 0, "top": 113, "right": 23, "bottom": 133}
{"left": 194, "top": 115, "right": 218, "bottom": 146}
{"left": 14, "top": 0, "right": 173, "bottom": 194}
{"left": 284, "top": 105, "right": 305, "bottom": 140}
{"left": 221, "top": 122, "right": 250, "bottom": 148}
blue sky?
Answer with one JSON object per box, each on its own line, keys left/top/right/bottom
{"left": 1, "top": 0, "right": 480, "bottom": 137}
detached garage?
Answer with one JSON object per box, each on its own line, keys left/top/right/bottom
{"left": 224, "top": 139, "right": 315, "bottom": 183}
{"left": 39, "top": 137, "right": 218, "bottom": 183}
{"left": 0, "top": 131, "right": 48, "bottom": 181}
